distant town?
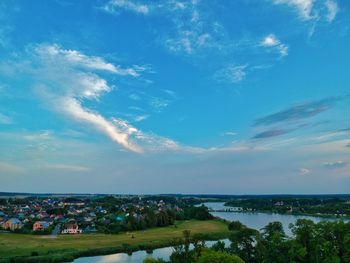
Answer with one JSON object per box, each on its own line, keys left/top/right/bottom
{"left": 1, "top": 194, "right": 350, "bottom": 263}
{"left": 1, "top": 193, "right": 350, "bottom": 236}
{"left": 0, "top": 194, "right": 213, "bottom": 235}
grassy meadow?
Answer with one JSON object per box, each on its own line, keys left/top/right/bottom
{"left": 0, "top": 220, "right": 230, "bottom": 262}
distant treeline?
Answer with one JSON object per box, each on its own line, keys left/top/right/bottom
{"left": 224, "top": 197, "right": 350, "bottom": 216}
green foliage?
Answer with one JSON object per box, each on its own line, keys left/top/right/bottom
{"left": 228, "top": 221, "right": 245, "bottom": 231}
{"left": 196, "top": 249, "right": 245, "bottom": 263}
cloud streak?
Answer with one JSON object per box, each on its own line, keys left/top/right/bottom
{"left": 324, "top": 161, "right": 347, "bottom": 169}
{"left": 252, "top": 129, "right": 290, "bottom": 139}
{"left": 102, "top": 0, "right": 150, "bottom": 15}
{"left": 254, "top": 97, "right": 341, "bottom": 126}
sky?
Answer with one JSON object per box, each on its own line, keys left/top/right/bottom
{"left": 0, "top": 0, "right": 350, "bottom": 194}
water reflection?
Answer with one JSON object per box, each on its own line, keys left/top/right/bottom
{"left": 73, "top": 202, "right": 347, "bottom": 263}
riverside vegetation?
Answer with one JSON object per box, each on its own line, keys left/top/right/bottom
{"left": 146, "top": 219, "right": 350, "bottom": 263}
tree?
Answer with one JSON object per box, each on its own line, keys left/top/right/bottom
{"left": 257, "top": 222, "right": 288, "bottom": 263}
{"left": 195, "top": 249, "right": 244, "bottom": 263}
{"left": 211, "top": 240, "right": 227, "bottom": 252}
{"left": 290, "top": 219, "right": 315, "bottom": 262}
{"left": 228, "top": 221, "right": 245, "bottom": 231}
{"left": 230, "top": 226, "right": 259, "bottom": 263}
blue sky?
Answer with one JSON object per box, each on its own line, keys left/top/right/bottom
{"left": 0, "top": 0, "right": 350, "bottom": 194}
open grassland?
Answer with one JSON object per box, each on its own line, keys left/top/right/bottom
{"left": 0, "top": 220, "right": 229, "bottom": 262}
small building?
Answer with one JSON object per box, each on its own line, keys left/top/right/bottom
{"left": 33, "top": 221, "right": 50, "bottom": 231}
{"left": 3, "top": 218, "right": 23, "bottom": 230}
{"left": 61, "top": 220, "right": 82, "bottom": 234}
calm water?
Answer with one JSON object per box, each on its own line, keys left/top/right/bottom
{"left": 202, "top": 202, "right": 347, "bottom": 235}
{"left": 73, "top": 202, "right": 346, "bottom": 263}
{"left": 73, "top": 240, "right": 229, "bottom": 263}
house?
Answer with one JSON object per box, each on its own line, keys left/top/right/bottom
{"left": 3, "top": 218, "right": 23, "bottom": 230}
{"left": 61, "top": 220, "right": 82, "bottom": 234}
{"left": 33, "top": 221, "right": 50, "bottom": 231}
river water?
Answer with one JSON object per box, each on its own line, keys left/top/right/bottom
{"left": 73, "top": 202, "right": 347, "bottom": 263}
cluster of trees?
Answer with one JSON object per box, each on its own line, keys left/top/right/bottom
{"left": 146, "top": 219, "right": 350, "bottom": 263}
{"left": 229, "top": 219, "right": 350, "bottom": 263}
{"left": 225, "top": 197, "right": 350, "bottom": 216}
{"left": 97, "top": 206, "right": 213, "bottom": 234}
{"left": 177, "top": 206, "right": 213, "bottom": 221}
{"left": 144, "top": 230, "right": 244, "bottom": 263}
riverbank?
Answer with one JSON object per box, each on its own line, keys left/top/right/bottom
{"left": 223, "top": 208, "right": 350, "bottom": 220}
{"left": 0, "top": 220, "right": 230, "bottom": 263}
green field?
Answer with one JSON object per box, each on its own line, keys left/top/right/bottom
{"left": 0, "top": 220, "right": 230, "bottom": 262}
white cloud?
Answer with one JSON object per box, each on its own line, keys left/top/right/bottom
{"left": 325, "top": 0, "right": 338, "bottom": 22}
{"left": 261, "top": 34, "right": 289, "bottom": 57}
{"left": 35, "top": 44, "right": 143, "bottom": 77}
{"left": 58, "top": 97, "right": 142, "bottom": 153}
{"left": 102, "top": 0, "right": 150, "bottom": 15}
{"left": 134, "top": 114, "right": 149, "bottom": 122}
{"left": 0, "top": 112, "right": 12, "bottom": 124}
{"left": 102, "top": 0, "right": 223, "bottom": 55}
{"left": 1, "top": 44, "right": 203, "bottom": 154}
{"left": 299, "top": 167, "right": 311, "bottom": 175}
{"left": 4, "top": 44, "right": 146, "bottom": 153}
{"left": 273, "top": 0, "right": 315, "bottom": 20}
{"left": 273, "top": 0, "right": 339, "bottom": 22}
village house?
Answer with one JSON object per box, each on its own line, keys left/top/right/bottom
{"left": 61, "top": 219, "right": 82, "bottom": 234}
{"left": 33, "top": 221, "right": 50, "bottom": 231}
{"left": 3, "top": 218, "right": 23, "bottom": 230}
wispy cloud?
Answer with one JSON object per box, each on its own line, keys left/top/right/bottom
{"left": 214, "top": 64, "right": 248, "bottom": 84}
{"left": 273, "top": 0, "right": 314, "bottom": 21}
{"left": 133, "top": 114, "right": 149, "bottom": 122}
{"left": 2, "top": 44, "right": 147, "bottom": 152}
{"left": 149, "top": 97, "right": 171, "bottom": 112}
{"left": 299, "top": 167, "right": 311, "bottom": 176}
{"left": 273, "top": 0, "right": 339, "bottom": 22}
{"left": 0, "top": 112, "right": 12, "bottom": 124}
{"left": 223, "top": 131, "right": 238, "bottom": 136}
{"left": 102, "top": 0, "right": 150, "bottom": 15}
{"left": 254, "top": 97, "right": 341, "bottom": 126}
{"left": 260, "top": 34, "right": 289, "bottom": 57}
{"left": 324, "top": 161, "right": 347, "bottom": 169}
{"left": 325, "top": 0, "right": 339, "bottom": 22}
{"left": 1, "top": 44, "right": 205, "bottom": 154}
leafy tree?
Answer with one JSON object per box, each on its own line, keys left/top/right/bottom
{"left": 195, "top": 249, "right": 244, "bottom": 263}
{"left": 230, "top": 225, "right": 259, "bottom": 263}
{"left": 228, "top": 221, "right": 246, "bottom": 231}
{"left": 211, "top": 240, "right": 227, "bottom": 252}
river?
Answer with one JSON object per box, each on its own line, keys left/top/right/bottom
{"left": 73, "top": 202, "right": 347, "bottom": 263}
